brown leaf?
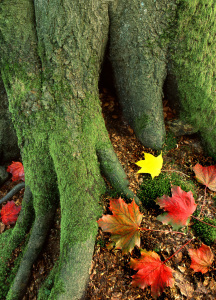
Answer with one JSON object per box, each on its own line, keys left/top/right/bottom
{"left": 174, "top": 271, "right": 194, "bottom": 298}
{"left": 0, "top": 222, "right": 5, "bottom": 233}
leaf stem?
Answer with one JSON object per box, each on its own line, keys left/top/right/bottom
{"left": 140, "top": 227, "right": 186, "bottom": 235}
{"left": 199, "top": 186, "right": 207, "bottom": 217}
{"left": 162, "top": 169, "right": 190, "bottom": 178}
{"left": 191, "top": 215, "right": 216, "bottom": 228}
{"left": 163, "top": 237, "right": 195, "bottom": 264}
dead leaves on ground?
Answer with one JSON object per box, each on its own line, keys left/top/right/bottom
{"left": 97, "top": 196, "right": 215, "bottom": 298}
{"left": 97, "top": 197, "right": 143, "bottom": 254}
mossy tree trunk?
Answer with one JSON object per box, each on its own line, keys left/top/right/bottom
{"left": 0, "top": 0, "right": 216, "bottom": 299}
{"left": 0, "top": 1, "right": 138, "bottom": 299}
{"left": 0, "top": 75, "right": 20, "bottom": 163}
{"left": 168, "top": 0, "right": 216, "bottom": 157}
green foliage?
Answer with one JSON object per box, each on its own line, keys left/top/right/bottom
{"left": 192, "top": 213, "right": 216, "bottom": 245}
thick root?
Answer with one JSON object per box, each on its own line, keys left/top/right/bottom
{"left": 6, "top": 205, "right": 57, "bottom": 300}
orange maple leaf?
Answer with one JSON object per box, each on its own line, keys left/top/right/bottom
{"left": 97, "top": 198, "right": 143, "bottom": 254}
{"left": 193, "top": 163, "right": 216, "bottom": 191}
{"left": 188, "top": 243, "right": 214, "bottom": 274}
{"left": 130, "top": 249, "right": 174, "bottom": 299}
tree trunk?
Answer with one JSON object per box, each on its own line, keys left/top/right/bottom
{"left": 109, "top": 0, "right": 175, "bottom": 149}
{"left": 0, "top": 75, "right": 20, "bottom": 163}
{"left": 0, "top": 1, "right": 138, "bottom": 299}
{"left": 0, "top": 0, "right": 216, "bottom": 299}
{"left": 167, "top": 0, "right": 216, "bottom": 157}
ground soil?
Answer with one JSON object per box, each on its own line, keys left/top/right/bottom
{"left": 0, "top": 88, "right": 216, "bottom": 299}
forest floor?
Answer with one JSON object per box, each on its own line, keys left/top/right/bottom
{"left": 0, "top": 88, "right": 216, "bottom": 299}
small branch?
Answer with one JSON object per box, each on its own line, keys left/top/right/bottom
{"left": 140, "top": 227, "right": 186, "bottom": 235}
{"left": 163, "top": 237, "right": 195, "bottom": 264}
{"left": 199, "top": 186, "right": 207, "bottom": 217}
{"left": 162, "top": 169, "right": 190, "bottom": 178}
{"left": 191, "top": 215, "right": 216, "bottom": 228}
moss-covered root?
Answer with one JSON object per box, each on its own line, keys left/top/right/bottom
{"left": 6, "top": 206, "right": 57, "bottom": 300}
{"left": 0, "top": 187, "right": 33, "bottom": 299}
{"left": 97, "top": 147, "right": 141, "bottom": 205}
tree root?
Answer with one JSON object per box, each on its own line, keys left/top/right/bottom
{"left": 6, "top": 204, "right": 57, "bottom": 300}
{"left": 97, "top": 147, "right": 141, "bottom": 205}
{"left": 0, "top": 187, "right": 33, "bottom": 298}
{"left": 0, "top": 182, "right": 25, "bottom": 205}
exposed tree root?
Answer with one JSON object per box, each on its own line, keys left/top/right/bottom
{"left": 97, "top": 147, "right": 141, "bottom": 205}
{"left": 6, "top": 203, "right": 57, "bottom": 300}
{"left": 0, "top": 187, "right": 33, "bottom": 298}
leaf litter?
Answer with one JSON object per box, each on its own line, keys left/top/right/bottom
{"left": 1, "top": 89, "right": 216, "bottom": 299}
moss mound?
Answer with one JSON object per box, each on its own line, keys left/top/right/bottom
{"left": 138, "top": 172, "right": 197, "bottom": 209}
{"left": 192, "top": 212, "right": 216, "bottom": 245}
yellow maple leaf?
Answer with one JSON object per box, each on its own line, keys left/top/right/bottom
{"left": 135, "top": 152, "right": 163, "bottom": 179}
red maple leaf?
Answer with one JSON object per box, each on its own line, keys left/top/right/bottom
{"left": 1, "top": 201, "right": 22, "bottom": 225}
{"left": 130, "top": 249, "right": 174, "bottom": 299}
{"left": 193, "top": 163, "right": 216, "bottom": 191}
{"left": 7, "top": 161, "right": 25, "bottom": 182}
{"left": 188, "top": 243, "right": 214, "bottom": 274}
{"left": 97, "top": 198, "right": 143, "bottom": 254}
{"left": 156, "top": 186, "right": 197, "bottom": 229}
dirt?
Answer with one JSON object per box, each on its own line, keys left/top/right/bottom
{"left": 0, "top": 88, "right": 216, "bottom": 299}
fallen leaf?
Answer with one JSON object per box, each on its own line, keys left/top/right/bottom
{"left": 7, "top": 161, "right": 25, "bottom": 181}
{"left": 193, "top": 163, "right": 216, "bottom": 191}
{"left": 188, "top": 243, "right": 214, "bottom": 274}
{"left": 0, "top": 222, "right": 5, "bottom": 233}
{"left": 97, "top": 198, "right": 143, "bottom": 254}
{"left": 174, "top": 271, "right": 194, "bottom": 298}
{"left": 135, "top": 152, "right": 163, "bottom": 179}
{"left": 130, "top": 249, "right": 174, "bottom": 299}
{"left": 0, "top": 201, "right": 22, "bottom": 225}
{"left": 156, "top": 186, "right": 197, "bottom": 229}
{"left": 194, "top": 282, "right": 208, "bottom": 295}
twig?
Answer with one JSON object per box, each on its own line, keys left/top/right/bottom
{"left": 199, "top": 186, "right": 207, "bottom": 217}
{"left": 191, "top": 215, "right": 216, "bottom": 228}
{"left": 163, "top": 237, "right": 195, "bottom": 264}
{"left": 162, "top": 169, "right": 190, "bottom": 178}
{"left": 140, "top": 227, "right": 186, "bottom": 235}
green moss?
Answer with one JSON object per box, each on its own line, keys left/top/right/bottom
{"left": 138, "top": 173, "right": 171, "bottom": 209}
{"left": 38, "top": 264, "right": 59, "bottom": 300}
{"left": 137, "top": 171, "right": 197, "bottom": 209}
{"left": 162, "top": 131, "right": 177, "bottom": 154}
{"left": 134, "top": 114, "right": 150, "bottom": 133}
{"left": 192, "top": 212, "right": 216, "bottom": 245}
{"left": 0, "top": 231, "right": 30, "bottom": 299}
{"left": 169, "top": 172, "right": 197, "bottom": 197}
{"left": 170, "top": 0, "right": 216, "bottom": 157}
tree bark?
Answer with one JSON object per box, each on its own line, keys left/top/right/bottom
{"left": 109, "top": 0, "right": 175, "bottom": 149}
{"left": 0, "top": 0, "right": 216, "bottom": 299}
{"left": 0, "top": 1, "right": 138, "bottom": 299}
{"left": 0, "top": 75, "right": 20, "bottom": 163}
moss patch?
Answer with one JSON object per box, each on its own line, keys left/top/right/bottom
{"left": 138, "top": 171, "right": 197, "bottom": 209}
{"left": 192, "top": 212, "right": 216, "bottom": 245}
{"left": 170, "top": 0, "right": 216, "bottom": 157}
